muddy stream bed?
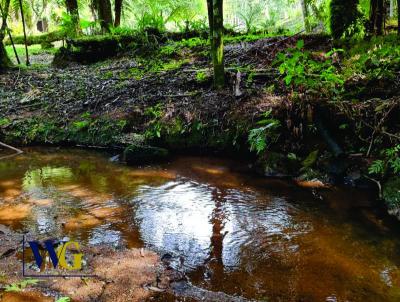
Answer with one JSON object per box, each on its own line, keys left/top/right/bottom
{"left": 1, "top": 148, "right": 400, "bottom": 302}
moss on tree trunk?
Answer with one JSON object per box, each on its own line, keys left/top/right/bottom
{"left": 208, "top": 0, "right": 225, "bottom": 88}
{"left": 95, "top": 0, "right": 113, "bottom": 33}
{"left": 0, "top": 0, "right": 11, "bottom": 69}
{"left": 65, "top": 0, "right": 81, "bottom": 35}
{"left": 0, "top": 40, "right": 11, "bottom": 69}
{"left": 330, "top": 0, "right": 360, "bottom": 39}
{"left": 300, "top": 0, "right": 310, "bottom": 32}
{"left": 398, "top": 0, "right": 400, "bottom": 34}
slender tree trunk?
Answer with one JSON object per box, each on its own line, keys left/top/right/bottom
{"left": 370, "top": 0, "right": 378, "bottom": 34}
{"left": 18, "top": 0, "right": 29, "bottom": 65}
{"left": 206, "top": 0, "right": 213, "bottom": 38}
{"left": 96, "top": 0, "right": 113, "bottom": 32}
{"left": 207, "top": 0, "right": 225, "bottom": 88}
{"left": 369, "top": 0, "right": 384, "bottom": 35}
{"left": 0, "top": 0, "right": 12, "bottom": 69}
{"left": 0, "top": 1, "right": 19, "bottom": 64}
{"left": 390, "top": 0, "right": 394, "bottom": 18}
{"left": 300, "top": 0, "right": 310, "bottom": 32}
{"left": 398, "top": 0, "right": 400, "bottom": 34}
{"left": 376, "top": 0, "right": 384, "bottom": 35}
{"left": 65, "top": 0, "right": 81, "bottom": 35}
{"left": 114, "top": 0, "right": 123, "bottom": 27}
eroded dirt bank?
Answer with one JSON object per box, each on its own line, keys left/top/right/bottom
{"left": 0, "top": 34, "right": 399, "bottom": 216}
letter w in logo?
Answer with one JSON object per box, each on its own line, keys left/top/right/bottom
{"left": 28, "top": 240, "right": 59, "bottom": 269}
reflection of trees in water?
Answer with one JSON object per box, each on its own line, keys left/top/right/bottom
{"left": 206, "top": 187, "right": 228, "bottom": 287}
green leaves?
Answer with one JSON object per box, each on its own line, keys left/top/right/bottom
{"left": 369, "top": 145, "right": 400, "bottom": 176}
{"left": 4, "top": 279, "right": 40, "bottom": 292}
{"left": 368, "top": 160, "right": 385, "bottom": 175}
{"left": 296, "top": 39, "right": 304, "bottom": 49}
{"left": 302, "top": 150, "right": 319, "bottom": 170}
{"left": 273, "top": 40, "right": 344, "bottom": 96}
{"left": 248, "top": 110, "right": 280, "bottom": 154}
{"left": 56, "top": 297, "right": 71, "bottom": 302}
{"left": 0, "top": 118, "right": 10, "bottom": 127}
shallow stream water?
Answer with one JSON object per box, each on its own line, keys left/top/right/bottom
{"left": 1, "top": 148, "right": 400, "bottom": 301}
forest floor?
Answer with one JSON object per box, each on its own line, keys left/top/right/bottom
{"left": 0, "top": 33, "right": 399, "bottom": 214}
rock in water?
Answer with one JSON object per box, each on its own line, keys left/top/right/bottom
{"left": 123, "top": 145, "right": 169, "bottom": 165}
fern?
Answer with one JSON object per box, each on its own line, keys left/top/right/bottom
{"left": 369, "top": 145, "right": 400, "bottom": 176}
{"left": 248, "top": 110, "right": 280, "bottom": 154}
{"left": 368, "top": 160, "right": 385, "bottom": 175}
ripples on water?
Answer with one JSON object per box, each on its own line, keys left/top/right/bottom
{"left": 1, "top": 148, "right": 400, "bottom": 301}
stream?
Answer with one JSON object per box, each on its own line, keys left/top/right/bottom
{"left": 1, "top": 148, "right": 400, "bottom": 301}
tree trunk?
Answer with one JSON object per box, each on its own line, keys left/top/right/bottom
{"left": 398, "top": 0, "right": 400, "bottom": 34}
{"left": 376, "top": 0, "right": 384, "bottom": 35}
{"left": 370, "top": 0, "right": 385, "bottom": 35}
{"left": 0, "top": 0, "right": 11, "bottom": 69}
{"left": 96, "top": 0, "right": 113, "bottom": 32}
{"left": 207, "top": 0, "right": 225, "bottom": 88}
{"left": 370, "top": 0, "right": 378, "bottom": 34}
{"left": 0, "top": 40, "right": 11, "bottom": 69}
{"left": 65, "top": 0, "right": 81, "bottom": 35}
{"left": 114, "top": 0, "right": 123, "bottom": 27}
{"left": 206, "top": 0, "right": 213, "bottom": 38}
{"left": 18, "top": 0, "right": 29, "bottom": 65}
{"left": 300, "top": 0, "right": 310, "bottom": 32}
{"left": 390, "top": 0, "right": 394, "bottom": 18}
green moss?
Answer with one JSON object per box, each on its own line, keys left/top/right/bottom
{"left": 1, "top": 118, "right": 66, "bottom": 145}
{"left": 330, "top": 0, "right": 361, "bottom": 39}
{"left": 0, "top": 115, "right": 128, "bottom": 147}
{"left": 67, "top": 115, "right": 127, "bottom": 146}
{"left": 4, "top": 31, "right": 66, "bottom": 46}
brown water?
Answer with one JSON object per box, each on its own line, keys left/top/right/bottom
{"left": 1, "top": 148, "right": 400, "bottom": 301}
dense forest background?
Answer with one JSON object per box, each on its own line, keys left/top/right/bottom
{"left": 0, "top": 0, "right": 399, "bottom": 51}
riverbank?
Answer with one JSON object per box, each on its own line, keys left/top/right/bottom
{"left": 0, "top": 33, "right": 399, "bottom": 218}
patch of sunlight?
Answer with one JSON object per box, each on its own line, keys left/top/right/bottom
{"left": 27, "top": 197, "right": 54, "bottom": 206}
{"left": 190, "top": 165, "right": 242, "bottom": 188}
{"left": 1, "top": 188, "right": 22, "bottom": 202}
{"left": 88, "top": 207, "right": 123, "bottom": 219}
{"left": 63, "top": 213, "right": 102, "bottom": 231}
{"left": 58, "top": 184, "right": 112, "bottom": 206}
{"left": 0, "top": 180, "right": 18, "bottom": 188}
{"left": 126, "top": 170, "right": 176, "bottom": 180}
{"left": 191, "top": 165, "right": 226, "bottom": 175}
{"left": 0, "top": 204, "right": 31, "bottom": 222}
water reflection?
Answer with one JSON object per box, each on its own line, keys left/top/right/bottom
{"left": 0, "top": 148, "right": 400, "bottom": 301}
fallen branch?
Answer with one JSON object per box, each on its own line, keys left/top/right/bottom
{"left": 0, "top": 142, "right": 23, "bottom": 160}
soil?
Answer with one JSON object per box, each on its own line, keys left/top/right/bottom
{"left": 0, "top": 225, "right": 161, "bottom": 302}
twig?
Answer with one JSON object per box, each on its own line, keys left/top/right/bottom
{"left": 0, "top": 141, "right": 23, "bottom": 160}
{"left": 364, "top": 175, "right": 382, "bottom": 199}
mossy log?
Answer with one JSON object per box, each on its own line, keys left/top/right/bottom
{"left": 4, "top": 31, "right": 66, "bottom": 46}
